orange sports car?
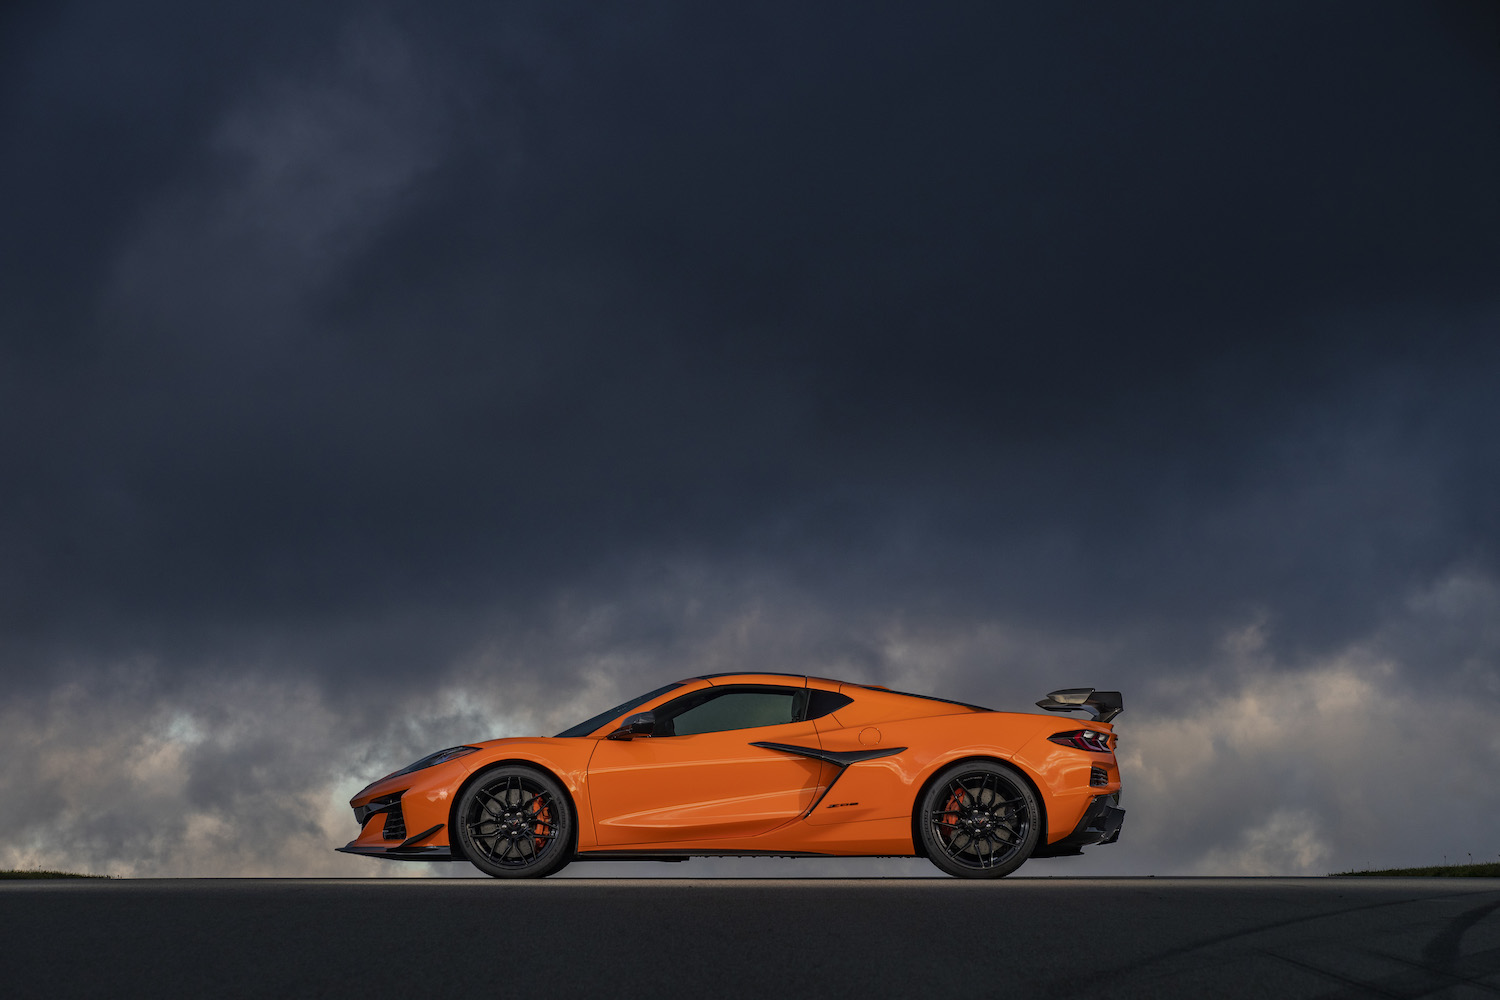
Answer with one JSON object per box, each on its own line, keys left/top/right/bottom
{"left": 337, "top": 674, "right": 1124, "bottom": 878}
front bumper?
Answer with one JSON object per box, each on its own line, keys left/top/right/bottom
{"left": 337, "top": 805, "right": 459, "bottom": 861}
{"left": 335, "top": 841, "right": 459, "bottom": 862}
{"left": 339, "top": 759, "right": 472, "bottom": 862}
{"left": 1033, "top": 793, "right": 1124, "bottom": 858}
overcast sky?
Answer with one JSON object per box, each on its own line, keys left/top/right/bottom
{"left": 3, "top": 1, "right": 1499, "bottom": 878}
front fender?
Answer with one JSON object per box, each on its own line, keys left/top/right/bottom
{"left": 442, "top": 738, "right": 600, "bottom": 852}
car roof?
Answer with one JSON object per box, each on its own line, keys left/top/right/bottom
{"left": 687, "top": 672, "right": 991, "bottom": 712}
{"left": 692, "top": 672, "right": 807, "bottom": 681}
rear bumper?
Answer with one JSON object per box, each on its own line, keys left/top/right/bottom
{"left": 1033, "top": 793, "right": 1124, "bottom": 858}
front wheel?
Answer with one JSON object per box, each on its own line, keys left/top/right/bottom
{"left": 455, "top": 766, "right": 573, "bottom": 878}
{"left": 918, "top": 760, "right": 1039, "bottom": 878}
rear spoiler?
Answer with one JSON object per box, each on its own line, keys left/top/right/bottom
{"left": 1036, "top": 688, "right": 1123, "bottom": 723}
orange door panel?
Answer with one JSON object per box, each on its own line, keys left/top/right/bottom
{"left": 587, "top": 721, "right": 823, "bottom": 846}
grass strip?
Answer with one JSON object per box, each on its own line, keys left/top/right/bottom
{"left": 1332, "top": 862, "right": 1500, "bottom": 877}
{"left": 0, "top": 870, "right": 110, "bottom": 879}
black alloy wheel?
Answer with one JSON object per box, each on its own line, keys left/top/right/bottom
{"left": 918, "top": 760, "right": 1039, "bottom": 878}
{"left": 455, "top": 766, "right": 573, "bottom": 878}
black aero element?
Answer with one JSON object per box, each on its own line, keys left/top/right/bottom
{"left": 382, "top": 802, "right": 406, "bottom": 841}
{"left": 578, "top": 849, "right": 836, "bottom": 859}
{"left": 352, "top": 791, "right": 406, "bottom": 827}
{"left": 749, "top": 742, "right": 906, "bottom": 767}
{"left": 1031, "top": 793, "right": 1125, "bottom": 857}
{"left": 396, "top": 824, "right": 443, "bottom": 850}
{"left": 750, "top": 741, "right": 908, "bottom": 816}
{"left": 335, "top": 843, "right": 460, "bottom": 861}
{"left": 1036, "top": 688, "right": 1123, "bottom": 722}
{"left": 1090, "top": 766, "right": 1108, "bottom": 787}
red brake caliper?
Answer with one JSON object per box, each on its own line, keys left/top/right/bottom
{"left": 529, "top": 798, "right": 550, "bottom": 853}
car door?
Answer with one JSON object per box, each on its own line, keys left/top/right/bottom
{"left": 586, "top": 684, "right": 826, "bottom": 847}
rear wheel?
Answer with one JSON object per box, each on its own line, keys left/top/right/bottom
{"left": 455, "top": 766, "right": 573, "bottom": 879}
{"left": 918, "top": 760, "right": 1039, "bottom": 878}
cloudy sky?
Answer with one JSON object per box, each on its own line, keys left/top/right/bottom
{"left": 3, "top": 1, "right": 1499, "bottom": 879}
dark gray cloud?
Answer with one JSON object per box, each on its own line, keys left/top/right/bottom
{"left": 2, "top": 1, "right": 1499, "bottom": 876}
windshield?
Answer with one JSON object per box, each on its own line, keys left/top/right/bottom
{"left": 554, "top": 682, "right": 683, "bottom": 738}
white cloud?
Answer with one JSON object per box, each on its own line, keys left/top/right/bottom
{"left": 1108, "top": 573, "right": 1500, "bottom": 874}
{"left": 1194, "top": 808, "right": 1331, "bottom": 876}
{"left": 0, "top": 669, "right": 529, "bottom": 877}
{"left": 4, "top": 568, "right": 1498, "bottom": 877}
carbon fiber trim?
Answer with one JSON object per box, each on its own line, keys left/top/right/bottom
{"left": 335, "top": 843, "right": 460, "bottom": 861}
{"left": 749, "top": 741, "right": 908, "bottom": 817}
{"left": 396, "top": 823, "right": 444, "bottom": 850}
{"left": 748, "top": 742, "right": 906, "bottom": 767}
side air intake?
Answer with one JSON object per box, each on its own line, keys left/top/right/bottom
{"left": 1036, "top": 688, "right": 1123, "bottom": 723}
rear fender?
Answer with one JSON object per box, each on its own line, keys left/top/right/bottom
{"left": 906, "top": 754, "right": 1049, "bottom": 858}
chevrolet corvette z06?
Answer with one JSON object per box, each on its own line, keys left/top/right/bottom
{"left": 337, "top": 674, "right": 1124, "bottom": 878}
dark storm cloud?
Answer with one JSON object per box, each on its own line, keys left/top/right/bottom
{"left": 3, "top": 1, "right": 1500, "bottom": 875}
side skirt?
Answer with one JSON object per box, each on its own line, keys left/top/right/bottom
{"left": 574, "top": 849, "right": 914, "bottom": 861}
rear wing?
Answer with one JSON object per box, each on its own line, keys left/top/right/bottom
{"left": 1036, "top": 688, "right": 1123, "bottom": 723}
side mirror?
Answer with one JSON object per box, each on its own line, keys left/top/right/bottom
{"left": 606, "top": 711, "right": 656, "bottom": 741}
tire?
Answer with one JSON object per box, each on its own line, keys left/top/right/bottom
{"left": 918, "top": 760, "right": 1040, "bottom": 878}
{"left": 455, "top": 766, "right": 574, "bottom": 879}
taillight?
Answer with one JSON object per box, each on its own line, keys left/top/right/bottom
{"left": 1048, "top": 729, "right": 1113, "bottom": 753}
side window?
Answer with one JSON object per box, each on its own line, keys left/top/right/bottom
{"left": 806, "top": 689, "right": 852, "bottom": 721}
{"left": 657, "top": 686, "right": 806, "bottom": 736}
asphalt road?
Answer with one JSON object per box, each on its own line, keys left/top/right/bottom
{"left": 3, "top": 878, "right": 1499, "bottom": 999}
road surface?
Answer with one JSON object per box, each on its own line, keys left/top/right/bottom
{"left": 3, "top": 877, "right": 1498, "bottom": 998}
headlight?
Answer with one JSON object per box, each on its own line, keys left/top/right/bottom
{"left": 386, "top": 745, "right": 480, "bottom": 778}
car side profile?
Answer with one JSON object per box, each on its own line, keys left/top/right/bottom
{"left": 337, "top": 673, "right": 1124, "bottom": 878}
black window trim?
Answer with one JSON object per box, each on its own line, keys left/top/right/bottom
{"left": 554, "top": 681, "right": 686, "bottom": 738}
{"left": 652, "top": 683, "right": 811, "bottom": 737}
